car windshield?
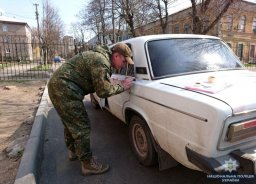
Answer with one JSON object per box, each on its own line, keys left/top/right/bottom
{"left": 147, "top": 38, "right": 243, "bottom": 78}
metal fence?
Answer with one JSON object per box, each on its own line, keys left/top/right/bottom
{"left": 1, "top": 37, "right": 256, "bottom": 80}
{"left": 0, "top": 36, "right": 77, "bottom": 80}
{"left": 228, "top": 44, "right": 256, "bottom": 72}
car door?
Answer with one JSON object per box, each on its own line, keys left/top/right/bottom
{"left": 93, "top": 43, "right": 135, "bottom": 122}
{"left": 106, "top": 63, "right": 134, "bottom": 121}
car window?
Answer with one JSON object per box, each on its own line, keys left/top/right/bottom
{"left": 112, "top": 43, "right": 134, "bottom": 77}
{"left": 113, "top": 64, "right": 134, "bottom": 76}
{"left": 147, "top": 38, "right": 243, "bottom": 78}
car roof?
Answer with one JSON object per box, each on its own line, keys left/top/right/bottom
{"left": 124, "top": 34, "right": 220, "bottom": 43}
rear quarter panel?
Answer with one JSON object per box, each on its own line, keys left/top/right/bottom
{"left": 125, "top": 80, "right": 233, "bottom": 170}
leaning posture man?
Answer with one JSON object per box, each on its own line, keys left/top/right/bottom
{"left": 48, "top": 43, "right": 134, "bottom": 176}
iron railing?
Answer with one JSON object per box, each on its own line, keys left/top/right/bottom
{"left": 0, "top": 36, "right": 76, "bottom": 80}
{"left": 1, "top": 37, "right": 256, "bottom": 80}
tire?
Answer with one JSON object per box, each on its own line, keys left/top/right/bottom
{"left": 90, "top": 94, "right": 100, "bottom": 109}
{"left": 129, "top": 115, "right": 157, "bottom": 166}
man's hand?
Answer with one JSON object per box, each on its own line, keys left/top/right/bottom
{"left": 121, "top": 77, "right": 134, "bottom": 90}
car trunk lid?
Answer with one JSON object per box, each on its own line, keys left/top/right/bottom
{"left": 160, "top": 70, "right": 256, "bottom": 114}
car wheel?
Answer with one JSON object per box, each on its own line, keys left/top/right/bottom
{"left": 90, "top": 94, "right": 100, "bottom": 109}
{"left": 129, "top": 115, "right": 157, "bottom": 166}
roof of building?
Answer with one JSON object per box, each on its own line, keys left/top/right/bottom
{"left": 0, "top": 15, "right": 27, "bottom": 24}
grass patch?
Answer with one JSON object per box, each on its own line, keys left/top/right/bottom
{"left": 0, "top": 63, "right": 11, "bottom": 69}
{"left": 0, "top": 80, "right": 29, "bottom": 83}
{"left": 244, "top": 63, "right": 256, "bottom": 67}
{"left": 30, "top": 64, "right": 52, "bottom": 71}
{"left": 19, "top": 60, "right": 31, "bottom": 64}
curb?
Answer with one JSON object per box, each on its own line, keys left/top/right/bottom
{"left": 14, "top": 84, "right": 49, "bottom": 184}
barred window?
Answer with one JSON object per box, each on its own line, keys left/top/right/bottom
{"left": 184, "top": 23, "right": 190, "bottom": 33}
{"left": 227, "top": 15, "right": 233, "bottom": 31}
{"left": 252, "top": 17, "right": 256, "bottom": 32}
{"left": 174, "top": 24, "right": 179, "bottom": 33}
{"left": 250, "top": 45, "right": 256, "bottom": 58}
{"left": 3, "top": 36, "right": 10, "bottom": 43}
{"left": 237, "top": 43, "right": 243, "bottom": 60}
{"left": 2, "top": 24, "right": 8, "bottom": 32}
{"left": 238, "top": 16, "right": 245, "bottom": 32}
{"left": 5, "top": 48, "right": 11, "bottom": 53}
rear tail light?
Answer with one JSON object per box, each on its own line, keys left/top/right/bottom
{"left": 227, "top": 119, "right": 256, "bottom": 142}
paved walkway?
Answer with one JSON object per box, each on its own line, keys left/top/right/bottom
{"left": 39, "top": 97, "right": 208, "bottom": 184}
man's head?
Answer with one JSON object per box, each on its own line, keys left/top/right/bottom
{"left": 111, "top": 43, "right": 134, "bottom": 69}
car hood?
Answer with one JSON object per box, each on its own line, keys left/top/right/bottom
{"left": 160, "top": 70, "right": 256, "bottom": 114}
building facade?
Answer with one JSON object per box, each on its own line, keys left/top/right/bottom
{"left": 0, "top": 16, "right": 33, "bottom": 61}
{"left": 221, "top": 2, "right": 256, "bottom": 63}
{"left": 135, "top": 1, "right": 256, "bottom": 64}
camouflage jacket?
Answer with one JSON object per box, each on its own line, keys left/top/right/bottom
{"left": 51, "top": 45, "right": 124, "bottom": 98}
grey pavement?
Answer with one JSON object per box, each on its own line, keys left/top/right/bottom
{"left": 39, "top": 96, "right": 210, "bottom": 184}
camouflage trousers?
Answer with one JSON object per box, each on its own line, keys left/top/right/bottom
{"left": 48, "top": 77, "right": 92, "bottom": 161}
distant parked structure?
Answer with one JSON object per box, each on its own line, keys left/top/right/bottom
{"left": 63, "top": 36, "right": 75, "bottom": 58}
{"left": 0, "top": 15, "right": 33, "bottom": 61}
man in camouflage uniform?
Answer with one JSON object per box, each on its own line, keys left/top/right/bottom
{"left": 48, "top": 43, "right": 133, "bottom": 176}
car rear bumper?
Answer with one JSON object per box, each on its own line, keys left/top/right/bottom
{"left": 186, "top": 146, "right": 256, "bottom": 174}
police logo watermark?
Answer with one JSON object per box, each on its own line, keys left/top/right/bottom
{"left": 223, "top": 159, "right": 238, "bottom": 173}
{"left": 207, "top": 158, "right": 255, "bottom": 183}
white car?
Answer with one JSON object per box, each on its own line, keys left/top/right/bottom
{"left": 91, "top": 34, "right": 256, "bottom": 175}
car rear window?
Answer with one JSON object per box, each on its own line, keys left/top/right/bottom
{"left": 147, "top": 38, "right": 243, "bottom": 78}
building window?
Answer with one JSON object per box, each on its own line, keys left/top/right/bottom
{"left": 238, "top": 16, "right": 245, "bottom": 32}
{"left": 237, "top": 43, "right": 243, "bottom": 60}
{"left": 184, "top": 23, "right": 190, "bottom": 33}
{"left": 2, "top": 24, "right": 8, "bottom": 32}
{"left": 174, "top": 24, "right": 179, "bottom": 33}
{"left": 249, "top": 44, "right": 256, "bottom": 63}
{"left": 252, "top": 17, "right": 256, "bottom": 33}
{"left": 5, "top": 48, "right": 11, "bottom": 53}
{"left": 227, "top": 15, "right": 233, "bottom": 31}
{"left": 3, "top": 36, "right": 10, "bottom": 43}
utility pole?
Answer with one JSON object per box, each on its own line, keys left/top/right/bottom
{"left": 34, "top": 3, "right": 44, "bottom": 64}
{"left": 112, "top": 0, "right": 116, "bottom": 43}
{"left": 33, "top": 3, "right": 40, "bottom": 39}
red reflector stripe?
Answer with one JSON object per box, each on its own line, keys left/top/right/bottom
{"left": 244, "top": 120, "right": 256, "bottom": 129}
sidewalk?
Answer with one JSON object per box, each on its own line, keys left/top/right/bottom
{"left": 38, "top": 96, "right": 207, "bottom": 184}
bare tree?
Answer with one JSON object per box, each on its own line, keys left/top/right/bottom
{"left": 145, "top": 0, "right": 177, "bottom": 34}
{"left": 41, "top": 0, "right": 64, "bottom": 63}
{"left": 112, "top": 0, "right": 116, "bottom": 43}
{"left": 70, "top": 22, "right": 87, "bottom": 44}
{"left": 78, "top": 3, "right": 99, "bottom": 42}
{"left": 119, "top": 0, "right": 136, "bottom": 36}
{"left": 79, "top": 0, "right": 159, "bottom": 40}
{"left": 190, "top": 0, "right": 242, "bottom": 34}
{"left": 70, "top": 22, "right": 88, "bottom": 52}
{"left": 115, "top": 0, "right": 152, "bottom": 37}
{"left": 79, "top": 0, "right": 113, "bottom": 45}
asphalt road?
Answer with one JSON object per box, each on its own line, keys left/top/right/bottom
{"left": 39, "top": 96, "right": 224, "bottom": 184}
